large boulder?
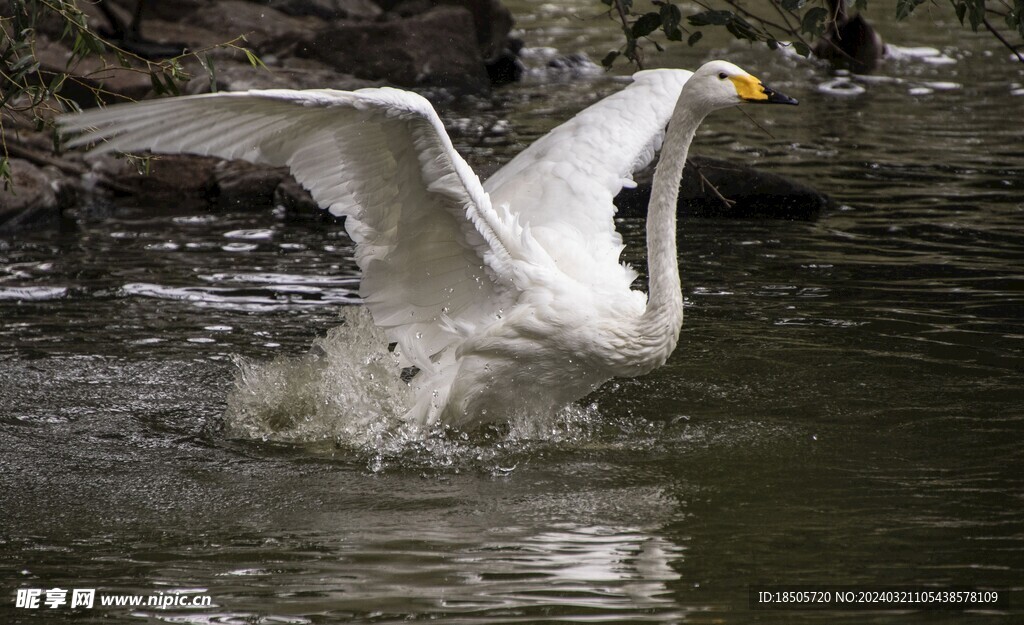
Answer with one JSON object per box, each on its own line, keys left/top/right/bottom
{"left": 186, "top": 59, "right": 378, "bottom": 94}
{"left": 90, "top": 154, "right": 219, "bottom": 209}
{"left": 305, "top": 6, "right": 489, "bottom": 93}
{"left": 614, "top": 155, "right": 831, "bottom": 221}
{"left": 386, "top": 0, "right": 519, "bottom": 83}
{"left": 265, "top": 0, "right": 383, "bottom": 20}
{"left": 105, "top": 0, "right": 207, "bottom": 23}
{"left": 188, "top": 1, "right": 323, "bottom": 57}
{"left": 446, "top": 0, "right": 513, "bottom": 62}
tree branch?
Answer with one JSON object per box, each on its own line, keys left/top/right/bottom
{"left": 983, "top": 16, "right": 1024, "bottom": 63}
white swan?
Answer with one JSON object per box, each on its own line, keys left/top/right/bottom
{"left": 59, "top": 60, "right": 797, "bottom": 429}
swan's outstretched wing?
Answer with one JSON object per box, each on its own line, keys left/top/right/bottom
{"left": 484, "top": 69, "right": 692, "bottom": 290}
{"left": 59, "top": 88, "right": 524, "bottom": 371}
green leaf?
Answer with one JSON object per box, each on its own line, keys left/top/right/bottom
{"left": 161, "top": 70, "right": 180, "bottom": 96}
{"left": 660, "top": 3, "right": 683, "bottom": 41}
{"left": 726, "top": 14, "right": 758, "bottom": 41}
{"left": 149, "top": 70, "right": 166, "bottom": 96}
{"left": 955, "top": 1, "right": 968, "bottom": 25}
{"left": 632, "top": 12, "right": 663, "bottom": 38}
{"left": 11, "top": 55, "right": 36, "bottom": 72}
{"left": 47, "top": 71, "right": 65, "bottom": 97}
{"left": 1010, "top": 0, "right": 1024, "bottom": 38}
{"left": 781, "top": 0, "right": 805, "bottom": 10}
{"left": 201, "top": 53, "right": 218, "bottom": 93}
{"left": 601, "top": 50, "right": 620, "bottom": 68}
{"left": 966, "top": 0, "right": 985, "bottom": 31}
{"left": 688, "top": 10, "right": 733, "bottom": 27}
{"left": 792, "top": 41, "right": 811, "bottom": 57}
{"left": 896, "top": 0, "right": 925, "bottom": 20}
{"left": 688, "top": 31, "right": 703, "bottom": 46}
{"left": 0, "top": 157, "right": 12, "bottom": 192}
{"left": 243, "top": 48, "right": 267, "bottom": 69}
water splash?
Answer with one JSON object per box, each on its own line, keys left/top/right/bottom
{"left": 223, "top": 307, "right": 413, "bottom": 447}
{"left": 220, "top": 306, "right": 612, "bottom": 470}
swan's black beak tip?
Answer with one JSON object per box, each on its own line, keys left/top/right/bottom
{"left": 762, "top": 85, "right": 799, "bottom": 106}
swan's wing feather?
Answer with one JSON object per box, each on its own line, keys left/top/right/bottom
{"left": 484, "top": 69, "right": 692, "bottom": 289}
{"left": 60, "top": 88, "right": 521, "bottom": 371}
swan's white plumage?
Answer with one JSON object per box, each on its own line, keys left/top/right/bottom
{"left": 59, "top": 61, "right": 790, "bottom": 428}
{"left": 485, "top": 69, "right": 691, "bottom": 291}
{"left": 62, "top": 88, "right": 529, "bottom": 375}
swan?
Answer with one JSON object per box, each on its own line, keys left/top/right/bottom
{"left": 58, "top": 60, "right": 797, "bottom": 429}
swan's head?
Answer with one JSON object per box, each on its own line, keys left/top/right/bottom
{"left": 690, "top": 60, "right": 798, "bottom": 109}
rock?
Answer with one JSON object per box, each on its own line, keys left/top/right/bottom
{"left": 185, "top": 59, "right": 378, "bottom": 94}
{"left": 486, "top": 45, "right": 524, "bottom": 86}
{"left": 265, "top": 0, "right": 382, "bottom": 20}
{"left": 614, "top": 155, "right": 831, "bottom": 221}
{"left": 305, "top": 6, "right": 489, "bottom": 93}
{"left": 387, "top": 0, "right": 515, "bottom": 66}
{"left": 443, "top": 0, "right": 514, "bottom": 62}
{"left": 91, "top": 154, "right": 219, "bottom": 209}
{"left": 0, "top": 0, "right": 69, "bottom": 41}
{"left": 106, "top": 0, "right": 207, "bottom": 23}
{"left": 213, "top": 161, "right": 289, "bottom": 208}
{"left": 0, "top": 160, "right": 64, "bottom": 233}
{"left": 274, "top": 176, "right": 321, "bottom": 216}
{"left": 188, "top": 1, "right": 322, "bottom": 57}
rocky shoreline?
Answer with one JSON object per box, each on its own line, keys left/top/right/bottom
{"left": 1, "top": 0, "right": 828, "bottom": 232}
{"left": 1, "top": 0, "right": 522, "bottom": 231}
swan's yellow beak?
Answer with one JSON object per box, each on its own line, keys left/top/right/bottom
{"left": 730, "top": 74, "right": 799, "bottom": 105}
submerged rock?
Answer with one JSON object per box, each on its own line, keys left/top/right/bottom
{"left": 614, "top": 155, "right": 830, "bottom": 221}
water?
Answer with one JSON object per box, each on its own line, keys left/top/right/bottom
{"left": 2, "top": 4, "right": 1023, "bottom": 623}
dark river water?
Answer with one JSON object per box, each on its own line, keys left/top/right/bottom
{"left": 2, "top": 2, "right": 1023, "bottom": 623}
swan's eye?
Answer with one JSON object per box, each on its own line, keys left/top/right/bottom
{"left": 718, "top": 72, "right": 728, "bottom": 80}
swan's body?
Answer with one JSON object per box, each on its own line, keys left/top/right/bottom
{"left": 59, "top": 61, "right": 796, "bottom": 429}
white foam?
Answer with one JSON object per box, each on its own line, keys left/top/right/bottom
{"left": 220, "top": 307, "right": 610, "bottom": 469}
{"left": 887, "top": 45, "right": 956, "bottom": 65}
{"left": 222, "top": 307, "right": 414, "bottom": 447}
{"left": 0, "top": 286, "right": 68, "bottom": 301}
{"left": 224, "top": 228, "right": 275, "bottom": 240}
{"left": 817, "top": 78, "right": 866, "bottom": 97}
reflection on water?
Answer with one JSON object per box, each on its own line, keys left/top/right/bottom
{"left": 2, "top": 5, "right": 1024, "bottom": 624}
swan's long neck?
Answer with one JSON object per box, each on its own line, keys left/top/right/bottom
{"left": 624, "top": 86, "right": 710, "bottom": 374}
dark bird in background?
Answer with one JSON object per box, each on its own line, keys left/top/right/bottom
{"left": 813, "top": 0, "right": 886, "bottom": 73}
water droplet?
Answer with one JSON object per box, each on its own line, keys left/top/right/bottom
{"left": 415, "top": 332, "right": 423, "bottom": 339}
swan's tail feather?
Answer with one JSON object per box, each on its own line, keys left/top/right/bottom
{"left": 403, "top": 353, "right": 462, "bottom": 429}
